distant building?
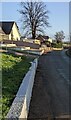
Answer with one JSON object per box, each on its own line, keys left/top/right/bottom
{"left": 36, "top": 35, "right": 49, "bottom": 44}
{"left": 0, "top": 21, "right": 21, "bottom": 41}
{"left": 34, "top": 39, "right": 41, "bottom": 45}
{"left": 20, "top": 37, "right": 41, "bottom": 45}
{"left": 48, "top": 38, "right": 52, "bottom": 43}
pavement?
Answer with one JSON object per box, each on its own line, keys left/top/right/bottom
{"left": 28, "top": 50, "right": 71, "bottom": 120}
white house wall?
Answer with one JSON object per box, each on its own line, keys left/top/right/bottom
{"left": 9, "top": 33, "right": 11, "bottom": 40}
{"left": 12, "top": 23, "right": 20, "bottom": 40}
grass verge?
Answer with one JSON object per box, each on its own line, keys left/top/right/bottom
{"left": 2, "top": 52, "right": 33, "bottom": 119}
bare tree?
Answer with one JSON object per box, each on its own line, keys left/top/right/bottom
{"left": 19, "top": 2, "right": 49, "bottom": 39}
{"left": 55, "top": 31, "right": 65, "bottom": 43}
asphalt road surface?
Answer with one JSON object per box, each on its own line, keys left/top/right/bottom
{"left": 28, "top": 50, "right": 71, "bottom": 120}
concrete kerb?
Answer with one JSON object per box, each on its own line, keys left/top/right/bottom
{"left": 6, "top": 58, "right": 38, "bottom": 119}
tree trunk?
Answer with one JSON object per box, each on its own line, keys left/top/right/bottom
{"left": 32, "top": 30, "right": 36, "bottom": 39}
{"left": 32, "top": 34, "right": 35, "bottom": 39}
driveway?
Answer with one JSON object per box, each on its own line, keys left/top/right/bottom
{"left": 28, "top": 50, "right": 71, "bottom": 119}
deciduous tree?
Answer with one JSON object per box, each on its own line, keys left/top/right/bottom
{"left": 19, "top": 2, "right": 49, "bottom": 39}
{"left": 55, "top": 31, "right": 65, "bottom": 43}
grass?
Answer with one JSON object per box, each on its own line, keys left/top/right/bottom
{"left": 1, "top": 52, "right": 33, "bottom": 119}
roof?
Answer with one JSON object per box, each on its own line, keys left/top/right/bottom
{"left": 0, "top": 26, "right": 5, "bottom": 34}
{"left": 16, "top": 41, "right": 40, "bottom": 49}
{"left": 0, "top": 21, "right": 14, "bottom": 34}
{"left": 42, "top": 36, "right": 49, "bottom": 40}
{"left": 2, "top": 40, "right": 40, "bottom": 49}
{"left": 36, "top": 36, "right": 44, "bottom": 42}
{"left": 36, "top": 35, "right": 49, "bottom": 42}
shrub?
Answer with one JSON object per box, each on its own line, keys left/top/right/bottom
{"left": 51, "top": 42, "right": 62, "bottom": 48}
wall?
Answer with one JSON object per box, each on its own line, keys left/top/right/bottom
{"left": 9, "top": 23, "right": 20, "bottom": 40}
{"left": 34, "top": 39, "right": 41, "bottom": 45}
{"left": 6, "top": 58, "right": 38, "bottom": 119}
{"left": 0, "top": 33, "right": 9, "bottom": 41}
{"left": 9, "top": 33, "right": 11, "bottom": 40}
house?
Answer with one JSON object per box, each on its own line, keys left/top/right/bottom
{"left": 36, "top": 35, "right": 49, "bottom": 44}
{"left": 33, "top": 39, "right": 40, "bottom": 45}
{"left": 20, "top": 37, "right": 41, "bottom": 45}
{"left": 47, "top": 38, "right": 52, "bottom": 43}
{"left": 0, "top": 21, "right": 21, "bottom": 41}
{"left": 36, "top": 35, "right": 45, "bottom": 44}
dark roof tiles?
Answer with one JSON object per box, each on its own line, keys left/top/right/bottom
{"left": 2, "top": 40, "right": 40, "bottom": 49}
{"left": 0, "top": 21, "right": 14, "bottom": 34}
{"left": 36, "top": 35, "right": 49, "bottom": 42}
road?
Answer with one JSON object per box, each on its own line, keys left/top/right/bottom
{"left": 28, "top": 50, "right": 71, "bottom": 119}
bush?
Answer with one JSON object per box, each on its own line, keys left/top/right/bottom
{"left": 51, "top": 42, "right": 62, "bottom": 48}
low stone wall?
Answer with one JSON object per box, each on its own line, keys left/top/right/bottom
{"left": 26, "top": 49, "right": 44, "bottom": 55}
{"left": 52, "top": 47, "right": 63, "bottom": 50}
{"left": 6, "top": 58, "right": 38, "bottom": 119}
